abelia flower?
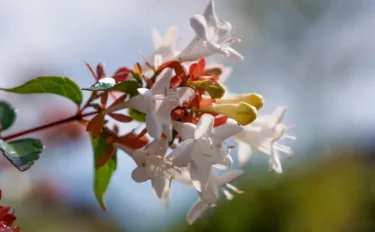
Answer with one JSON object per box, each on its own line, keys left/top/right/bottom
{"left": 106, "top": 69, "right": 195, "bottom": 141}
{"left": 185, "top": 169, "right": 244, "bottom": 225}
{"left": 0, "top": 190, "right": 20, "bottom": 232}
{"left": 177, "top": 0, "right": 243, "bottom": 62}
{"left": 171, "top": 114, "right": 243, "bottom": 192}
{"left": 232, "top": 106, "right": 296, "bottom": 172}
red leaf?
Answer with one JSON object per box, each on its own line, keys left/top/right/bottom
{"left": 96, "top": 147, "right": 115, "bottom": 169}
{"left": 138, "top": 128, "right": 148, "bottom": 138}
{"left": 156, "top": 61, "right": 187, "bottom": 81}
{"left": 96, "top": 62, "right": 107, "bottom": 79}
{"left": 116, "top": 132, "right": 148, "bottom": 150}
{"left": 109, "top": 113, "right": 133, "bottom": 122}
{"left": 113, "top": 66, "right": 130, "bottom": 82}
{"left": 134, "top": 63, "right": 142, "bottom": 76}
{"left": 101, "top": 93, "right": 109, "bottom": 108}
{"left": 85, "top": 62, "right": 98, "bottom": 80}
{"left": 200, "top": 99, "right": 215, "bottom": 107}
{"left": 189, "top": 59, "right": 206, "bottom": 80}
{"left": 109, "top": 93, "right": 128, "bottom": 108}
{"left": 86, "top": 114, "right": 105, "bottom": 138}
{"left": 214, "top": 115, "right": 228, "bottom": 127}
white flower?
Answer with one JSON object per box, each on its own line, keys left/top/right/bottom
{"left": 142, "top": 27, "right": 180, "bottom": 72}
{"left": 106, "top": 69, "right": 195, "bottom": 141}
{"left": 232, "top": 106, "right": 296, "bottom": 173}
{"left": 171, "top": 114, "right": 243, "bottom": 192}
{"left": 115, "top": 139, "right": 185, "bottom": 203}
{"left": 177, "top": 0, "right": 243, "bottom": 62}
{"left": 186, "top": 169, "right": 244, "bottom": 225}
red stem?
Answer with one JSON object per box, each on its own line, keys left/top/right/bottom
{"left": 1, "top": 111, "right": 98, "bottom": 141}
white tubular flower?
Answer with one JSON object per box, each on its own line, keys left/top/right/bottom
{"left": 177, "top": 0, "right": 243, "bottom": 62}
{"left": 232, "top": 106, "right": 296, "bottom": 173}
{"left": 115, "top": 139, "right": 186, "bottom": 202}
{"left": 171, "top": 114, "right": 243, "bottom": 192}
{"left": 143, "top": 26, "right": 180, "bottom": 72}
{"left": 106, "top": 69, "right": 195, "bottom": 141}
{"left": 186, "top": 169, "right": 244, "bottom": 225}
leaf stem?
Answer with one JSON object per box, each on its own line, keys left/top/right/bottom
{"left": 1, "top": 111, "right": 98, "bottom": 141}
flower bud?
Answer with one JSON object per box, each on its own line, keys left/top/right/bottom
{"left": 198, "top": 102, "right": 257, "bottom": 125}
{"left": 215, "top": 93, "right": 263, "bottom": 110}
{"left": 189, "top": 80, "right": 226, "bottom": 99}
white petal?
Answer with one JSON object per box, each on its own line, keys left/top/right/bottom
{"left": 190, "top": 14, "right": 208, "bottom": 40}
{"left": 152, "top": 176, "right": 167, "bottom": 199}
{"left": 169, "top": 139, "right": 194, "bottom": 167}
{"left": 213, "top": 118, "right": 243, "bottom": 140}
{"left": 225, "top": 46, "right": 244, "bottom": 61}
{"left": 205, "top": 41, "right": 227, "bottom": 56}
{"left": 152, "top": 28, "right": 162, "bottom": 49}
{"left": 218, "top": 169, "right": 244, "bottom": 185}
{"left": 194, "top": 114, "right": 214, "bottom": 139}
{"left": 153, "top": 54, "right": 163, "bottom": 69}
{"left": 189, "top": 159, "right": 212, "bottom": 192}
{"left": 214, "top": 154, "right": 233, "bottom": 170}
{"left": 176, "top": 87, "right": 195, "bottom": 106}
{"left": 270, "top": 149, "right": 283, "bottom": 174}
{"left": 131, "top": 167, "right": 149, "bottom": 182}
{"left": 152, "top": 68, "right": 174, "bottom": 95}
{"left": 203, "top": 0, "right": 219, "bottom": 27}
{"left": 147, "top": 140, "right": 168, "bottom": 156}
{"left": 127, "top": 90, "right": 153, "bottom": 113}
{"left": 270, "top": 106, "right": 288, "bottom": 128}
{"left": 162, "top": 26, "right": 178, "bottom": 47}
{"left": 99, "top": 77, "right": 116, "bottom": 85}
{"left": 172, "top": 121, "right": 196, "bottom": 140}
{"left": 219, "top": 67, "right": 233, "bottom": 84}
{"left": 237, "top": 141, "right": 252, "bottom": 168}
{"left": 133, "top": 150, "right": 147, "bottom": 166}
{"left": 174, "top": 168, "right": 192, "bottom": 185}
{"left": 163, "top": 123, "right": 174, "bottom": 142}
{"left": 161, "top": 187, "right": 171, "bottom": 209}
{"left": 113, "top": 143, "right": 134, "bottom": 157}
{"left": 146, "top": 111, "right": 163, "bottom": 140}
{"left": 186, "top": 200, "right": 207, "bottom": 225}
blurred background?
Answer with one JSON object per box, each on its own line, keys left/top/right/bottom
{"left": 0, "top": 0, "right": 375, "bottom": 231}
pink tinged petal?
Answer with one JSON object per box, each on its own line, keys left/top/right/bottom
{"left": 189, "top": 159, "right": 212, "bottom": 192}
{"left": 203, "top": 0, "right": 219, "bottom": 27}
{"left": 152, "top": 69, "right": 174, "bottom": 95}
{"left": 186, "top": 200, "right": 207, "bottom": 225}
{"left": 131, "top": 167, "right": 149, "bottom": 182}
{"left": 133, "top": 150, "right": 147, "bottom": 166}
{"left": 190, "top": 14, "right": 208, "bottom": 41}
{"left": 147, "top": 140, "right": 168, "bottom": 156}
{"left": 172, "top": 121, "right": 196, "bottom": 140}
{"left": 152, "top": 28, "right": 162, "bottom": 49}
{"left": 194, "top": 114, "right": 215, "bottom": 139}
{"left": 169, "top": 139, "right": 195, "bottom": 167}
{"left": 152, "top": 176, "right": 168, "bottom": 199}
{"left": 213, "top": 118, "right": 243, "bottom": 140}
{"left": 146, "top": 111, "right": 163, "bottom": 140}
{"left": 218, "top": 169, "right": 244, "bottom": 185}
{"left": 225, "top": 46, "right": 244, "bottom": 61}
{"left": 237, "top": 141, "right": 252, "bottom": 168}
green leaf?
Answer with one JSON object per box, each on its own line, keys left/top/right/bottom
{"left": 0, "top": 101, "right": 16, "bottom": 131}
{"left": 0, "top": 138, "right": 44, "bottom": 171}
{"left": 128, "top": 108, "right": 146, "bottom": 122}
{"left": 0, "top": 76, "right": 83, "bottom": 105}
{"left": 91, "top": 131, "right": 117, "bottom": 210}
{"left": 82, "top": 80, "right": 141, "bottom": 97}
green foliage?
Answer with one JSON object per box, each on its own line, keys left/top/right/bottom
{"left": 0, "top": 101, "right": 16, "bottom": 131}
{"left": 0, "top": 138, "right": 44, "bottom": 171}
{"left": 83, "top": 80, "right": 141, "bottom": 97}
{"left": 91, "top": 131, "right": 117, "bottom": 210}
{"left": 0, "top": 76, "right": 83, "bottom": 105}
{"left": 128, "top": 108, "right": 146, "bottom": 122}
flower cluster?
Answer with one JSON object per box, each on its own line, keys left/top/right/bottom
{"left": 0, "top": 190, "right": 20, "bottom": 232}
{"left": 83, "top": 0, "right": 295, "bottom": 224}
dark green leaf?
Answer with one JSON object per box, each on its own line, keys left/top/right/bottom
{"left": 82, "top": 80, "right": 141, "bottom": 97}
{"left": 128, "top": 108, "right": 146, "bottom": 122}
{"left": 91, "top": 131, "right": 117, "bottom": 210}
{"left": 0, "top": 138, "right": 44, "bottom": 171}
{"left": 0, "top": 76, "right": 83, "bottom": 105}
{"left": 83, "top": 81, "right": 115, "bottom": 91}
{"left": 0, "top": 101, "right": 16, "bottom": 131}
